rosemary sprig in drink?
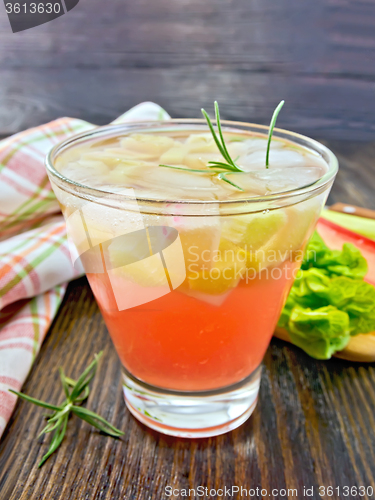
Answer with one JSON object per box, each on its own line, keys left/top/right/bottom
{"left": 9, "top": 352, "right": 123, "bottom": 467}
{"left": 200, "top": 101, "right": 244, "bottom": 174}
{"left": 266, "top": 100, "right": 284, "bottom": 168}
{"left": 160, "top": 101, "right": 245, "bottom": 191}
{"left": 160, "top": 100, "right": 285, "bottom": 191}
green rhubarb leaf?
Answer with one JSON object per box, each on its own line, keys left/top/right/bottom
{"left": 287, "top": 306, "right": 351, "bottom": 360}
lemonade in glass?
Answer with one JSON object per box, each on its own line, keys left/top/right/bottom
{"left": 46, "top": 111, "right": 337, "bottom": 437}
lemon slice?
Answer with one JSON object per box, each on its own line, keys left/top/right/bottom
{"left": 109, "top": 255, "right": 168, "bottom": 287}
{"left": 173, "top": 217, "right": 222, "bottom": 267}
{"left": 221, "top": 210, "right": 287, "bottom": 251}
{"left": 270, "top": 198, "right": 320, "bottom": 253}
{"left": 250, "top": 198, "right": 321, "bottom": 270}
{"left": 108, "top": 236, "right": 167, "bottom": 287}
{"left": 186, "top": 239, "right": 247, "bottom": 295}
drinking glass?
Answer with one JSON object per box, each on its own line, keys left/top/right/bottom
{"left": 46, "top": 120, "right": 338, "bottom": 437}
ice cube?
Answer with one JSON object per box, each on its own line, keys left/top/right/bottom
{"left": 106, "top": 161, "right": 154, "bottom": 184}
{"left": 185, "top": 133, "right": 218, "bottom": 154}
{"left": 227, "top": 137, "right": 284, "bottom": 162}
{"left": 258, "top": 166, "right": 323, "bottom": 192}
{"left": 159, "top": 145, "right": 189, "bottom": 165}
{"left": 121, "top": 134, "right": 177, "bottom": 158}
{"left": 237, "top": 148, "right": 306, "bottom": 171}
{"left": 229, "top": 166, "right": 324, "bottom": 195}
{"left": 184, "top": 152, "right": 222, "bottom": 170}
{"left": 60, "top": 160, "right": 109, "bottom": 186}
{"left": 144, "top": 167, "right": 218, "bottom": 193}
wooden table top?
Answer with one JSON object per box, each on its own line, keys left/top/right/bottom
{"left": 1, "top": 0, "right": 375, "bottom": 498}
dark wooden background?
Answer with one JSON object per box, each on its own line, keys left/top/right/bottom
{"left": 1, "top": 0, "right": 375, "bottom": 141}
{"left": 1, "top": 1, "right": 375, "bottom": 499}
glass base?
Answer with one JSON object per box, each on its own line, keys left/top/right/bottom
{"left": 122, "top": 366, "right": 261, "bottom": 438}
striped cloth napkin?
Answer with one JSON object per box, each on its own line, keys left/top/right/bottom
{"left": 0, "top": 102, "right": 169, "bottom": 438}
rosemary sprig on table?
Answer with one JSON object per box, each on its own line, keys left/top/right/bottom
{"left": 160, "top": 100, "right": 285, "bottom": 190}
{"left": 9, "top": 352, "right": 123, "bottom": 467}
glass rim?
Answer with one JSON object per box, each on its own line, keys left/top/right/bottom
{"left": 45, "top": 118, "right": 338, "bottom": 214}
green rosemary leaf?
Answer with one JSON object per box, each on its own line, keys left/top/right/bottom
{"left": 38, "top": 415, "right": 68, "bottom": 468}
{"left": 73, "top": 412, "right": 122, "bottom": 437}
{"left": 70, "top": 351, "right": 103, "bottom": 402}
{"left": 72, "top": 387, "right": 90, "bottom": 404}
{"left": 71, "top": 406, "right": 124, "bottom": 437}
{"left": 65, "top": 376, "right": 89, "bottom": 404}
{"left": 39, "top": 418, "right": 63, "bottom": 437}
{"left": 214, "top": 101, "right": 235, "bottom": 168}
{"left": 266, "top": 100, "right": 285, "bottom": 168}
{"left": 159, "top": 164, "right": 209, "bottom": 173}
{"left": 207, "top": 161, "right": 239, "bottom": 171}
{"left": 59, "top": 367, "right": 71, "bottom": 400}
{"left": 201, "top": 108, "right": 228, "bottom": 163}
{"left": 9, "top": 390, "right": 61, "bottom": 411}
{"left": 229, "top": 137, "right": 245, "bottom": 142}
{"left": 39, "top": 421, "right": 54, "bottom": 438}
{"left": 218, "top": 173, "right": 244, "bottom": 191}
{"left": 46, "top": 404, "right": 72, "bottom": 423}
{"left": 65, "top": 377, "right": 76, "bottom": 387}
{"left": 161, "top": 163, "right": 225, "bottom": 176}
{"left": 42, "top": 411, "right": 54, "bottom": 418}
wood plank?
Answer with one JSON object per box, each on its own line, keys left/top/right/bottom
{"left": 2, "top": 68, "right": 375, "bottom": 141}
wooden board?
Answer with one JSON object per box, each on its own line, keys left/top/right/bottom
{"left": 274, "top": 327, "right": 375, "bottom": 363}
